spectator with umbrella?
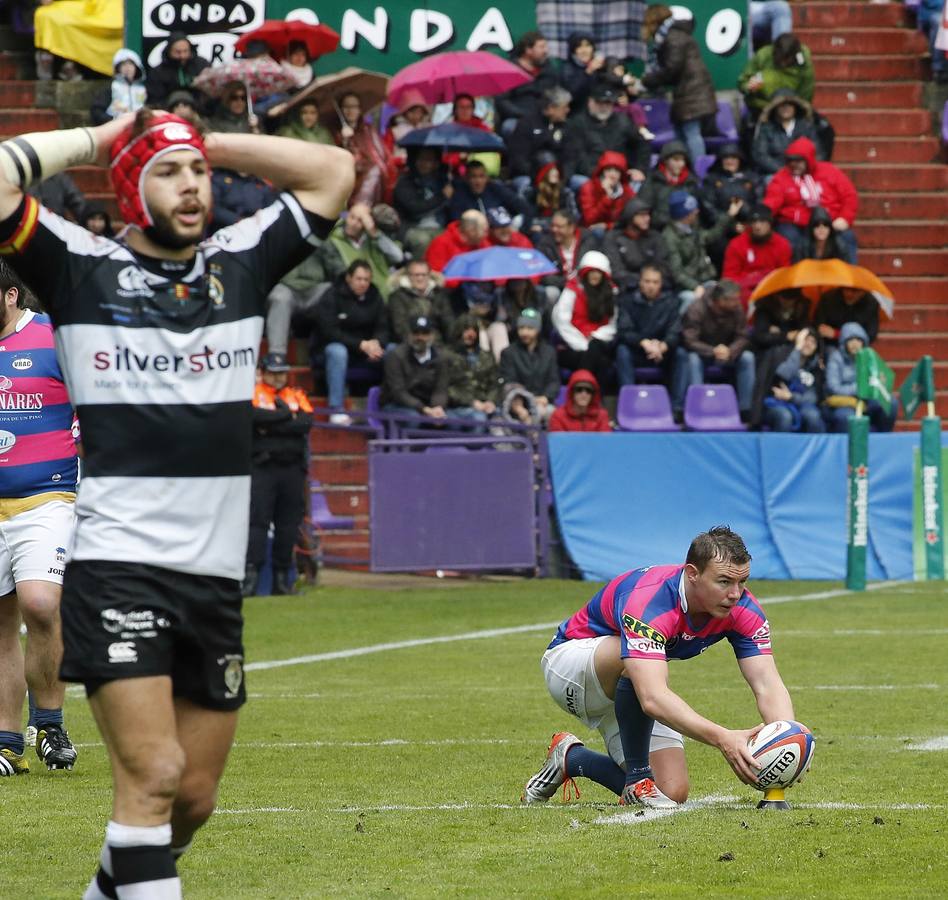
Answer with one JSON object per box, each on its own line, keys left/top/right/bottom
{"left": 426, "top": 209, "right": 491, "bottom": 274}
{"left": 209, "top": 81, "right": 260, "bottom": 134}
{"left": 486, "top": 207, "right": 534, "bottom": 251}
{"left": 447, "top": 160, "right": 529, "bottom": 223}
{"left": 393, "top": 146, "right": 452, "bottom": 257}
{"left": 332, "top": 90, "right": 393, "bottom": 207}
{"left": 383, "top": 89, "right": 432, "bottom": 167}
{"left": 145, "top": 31, "right": 210, "bottom": 109}
{"left": 277, "top": 98, "right": 334, "bottom": 145}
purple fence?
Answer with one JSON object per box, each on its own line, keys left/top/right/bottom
{"left": 369, "top": 436, "right": 539, "bottom": 572}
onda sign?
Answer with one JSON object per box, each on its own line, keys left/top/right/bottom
{"left": 132, "top": 1, "right": 532, "bottom": 71}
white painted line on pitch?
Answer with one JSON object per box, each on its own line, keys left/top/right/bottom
{"left": 780, "top": 628, "right": 948, "bottom": 637}
{"left": 246, "top": 583, "right": 904, "bottom": 673}
{"left": 332, "top": 803, "right": 525, "bottom": 812}
{"left": 232, "top": 738, "right": 514, "bottom": 749}
{"left": 905, "top": 736, "right": 948, "bottom": 751}
{"left": 215, "top": 807, "right": 301, "bottom": 815}
{"left": 801, "top": 683, "right": 940, "bottom": 691}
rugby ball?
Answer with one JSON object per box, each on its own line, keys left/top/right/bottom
{"left": 747, "top": 720, "right": 815, "bottom": 791}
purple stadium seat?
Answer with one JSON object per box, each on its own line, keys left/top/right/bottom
{"left": 616, "top": 384, "right": 680, "bottom": 432}
{"left": 942, "top": 101, "right": 948, "bottom": 145}
{"left": 555, "top": 385, "right": 568, "bottom": 406}
{"left": 694, "top": 154, "right": 716, "bottom": 181}
{"left": 365, "top": 385, "right": 383, "bottom": 432}
{"left": 704, "top": 100, "right": 740, "bottom": 154}
{"left": 640, "top": 98, "right": 675, "bottom": 149}
{"left": 683, "top": 384, "right": 746, "bottom": 431}
{"left": 310, "top": 480, "right": 355, "bottom": 530}
{"left": 633, "top": 366, "right": 664, "bottom": 383}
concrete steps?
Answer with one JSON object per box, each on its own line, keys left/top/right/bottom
{"left": 888, "top": 306, "right": 948, "bottom": 332}
{"left": 847, "top": 164, "right": 948, "bottom": 192}
{"left": 860, "top": 249, "right": 948, "bottom": 277}
{"left": 814, "top": 55, "right": 928, "bottom": 82}
{"left": 834, "top": 136, "right": 940, "bottom": 165}
{"left": 813, "top": 82, "right": 923, "bottom": 109}
{"left": 798, "top": 28, "right": 927, "bottom": 56}
{"left": 827, "top": 108, "right": 931, "bottom": 137}
{"left": 796, "top": 2, "right": 907, "bottom": 28}
{"left": 875, "top": 333, "right": 948, "bottom": 360}
{"left": 859, "top": 193, "right": 947, "bottom": 221}
{"left": 885, "top": 278, "right": 948, "bottom": 304}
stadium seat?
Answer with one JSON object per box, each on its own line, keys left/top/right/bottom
{"left": 616, "top": 384, "right": 680, "bottom": 432}
{"left": 694, "top": 153, "right": 716, "bottom": 180}
{"left": 704, "top": 100, "right": 740, "bottom": 154}
{"left": 365, "top": 385, "right": 384, "bottom": 432}
{"left": 942, "top": 100, "right": 948, "bottom": 146}
{"left": 310, "top": 479, "right": 355, "bottom": 530}
{"left": 555, "top": 385, "right": 568, "bottom": 406}
{"left": 683, "top": 384, "right": 746, "bottom": 431}
{"left": 640, "top": 98, "right": 675, "bottom": 149}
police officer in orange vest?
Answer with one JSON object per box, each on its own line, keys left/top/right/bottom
{"left": 244, "top": 352, "right": 314, "bottom": 596}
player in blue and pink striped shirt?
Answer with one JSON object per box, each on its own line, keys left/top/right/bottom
{"left": 523, "top": 526, "right": 796, "bottom": 808}
{"left": 0, "top": 261, "right": 79, "bottom": 775}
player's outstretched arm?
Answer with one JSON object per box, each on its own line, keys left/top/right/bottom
{"left": 626, "top": 658, "right": 764, "bottom": 786}
{"left": 738, "top": 654, "right": 795, "bottom": 723}
{"left": 202, "top": 132, "right": 355, "bottom": 222}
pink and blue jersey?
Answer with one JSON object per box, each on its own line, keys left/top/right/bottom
{"left": 0, "top": 310, "right": 77, "bottom": 497}
{"left": 549, "top": 565, "right": 772, "bottom": 661}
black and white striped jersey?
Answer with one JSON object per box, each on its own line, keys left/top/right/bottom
{"left": 0, "top": 191, "right": 333, "bottom": 579}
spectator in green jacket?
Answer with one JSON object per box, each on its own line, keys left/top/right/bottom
{"left": 320, "top": 203, "right": 404, "bottom": 298}
{"left": 739, "top": 33, "right": 814, "bottom": 120}
{"left": 662, "top": 191, "right": 742, "bottom": 311}
{"left": 446, "top": 314, "right": 502, "bottom": 424}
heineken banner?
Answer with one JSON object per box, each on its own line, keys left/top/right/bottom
{"left": 845, "top": 414, "right": 869, "bottom": 591}
{"left": 912, "top": 419, "right": 945, "bottom": 580}
{"left": 900, "top": 355, "right": 935, "bottom": 421}
{"left": 127, "top": 1, "right": 748, "bottom": 86}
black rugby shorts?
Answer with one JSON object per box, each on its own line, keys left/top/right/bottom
{"left": 60, "top": 560, "right": 246, "bottom": 711}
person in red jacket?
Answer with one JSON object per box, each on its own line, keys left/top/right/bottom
{"left": 763, "top": 136, "right": 858, "bottom": 260}
{"left": 425, "top": 209, "right": 490, "bottom": 273}
{"left": 577, "top": 150, "right": 635, "bottom": 231}
{"left": 721, "top": 204, "right": 792, "bottom": 307}
{"left": 486, "top": 205, "right": 534, "bottom": 249}
{"left": 549, "top": 368, "right": 612, "bottom": 432}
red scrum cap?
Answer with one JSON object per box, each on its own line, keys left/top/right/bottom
{"left": 109, "top": 112, "right": 209, "bottom": 230}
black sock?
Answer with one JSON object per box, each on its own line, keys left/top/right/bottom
{"left": 614, "top": 676, "right": 655, "bottom": 786}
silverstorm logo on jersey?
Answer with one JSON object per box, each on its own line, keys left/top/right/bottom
{"left": 93, "top": 344, "right": 256, "bottom": 374}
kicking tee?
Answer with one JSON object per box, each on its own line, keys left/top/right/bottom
{"left": 548, "top": 564, "right": 772, "bottom": 661}
{"left": 0, "top": 192, "right": 333, "bottom": 579}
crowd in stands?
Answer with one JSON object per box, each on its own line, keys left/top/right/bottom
{"left": 23, "top": 3, "right": 904, "bottom": 434}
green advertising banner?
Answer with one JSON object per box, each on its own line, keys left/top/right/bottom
{"left": 912, "top": 418, "right": 945, "bottom": 580}
{"left": 856, "top": 347, "right": 895, "bottom": 415}
{"left": 900, "top": 355, "right": 935, "bottom": 421}
{"left": 128, "top": 1, "right": 748, "bottom": 87}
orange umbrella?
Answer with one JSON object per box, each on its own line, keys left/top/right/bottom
{"left": 748, "top": 259, "right": 895, "bottom": 320}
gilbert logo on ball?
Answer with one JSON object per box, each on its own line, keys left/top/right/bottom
{"left": 747, "top": 720, "right": 815, "bottom": 791}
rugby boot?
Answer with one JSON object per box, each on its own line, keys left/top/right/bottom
{"left": 35, "top": 724, "right": 78, "bottom": 770}
{"left": 0, "top": 746, "right": 29, "bottom": 776}
{"left": 521, "top": 731, "right": 583, "bottom": 803}
{"left": 619, "top": 777, "right": 678, "bottom": 809}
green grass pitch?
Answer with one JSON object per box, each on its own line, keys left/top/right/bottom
{"left": 3, "top": 576, "right": 947, "bottom": 898}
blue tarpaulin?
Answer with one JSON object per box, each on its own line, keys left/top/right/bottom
{"left": 548, "top": 433, "right": 944, "bottom": 581}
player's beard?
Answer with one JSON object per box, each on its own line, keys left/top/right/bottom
{"left": 146, "top": 206, "right": 208, "bottom": 250}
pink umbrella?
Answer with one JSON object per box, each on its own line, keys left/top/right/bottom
{"left": 387, "top": 50, "right": 532, "bottom": 106}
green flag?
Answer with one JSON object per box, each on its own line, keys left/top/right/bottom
{"left": 899, "top": 355, "right": 935, "bottom": 421}
{"left": 856, "top": 348, "right": 894, "bottom": 414}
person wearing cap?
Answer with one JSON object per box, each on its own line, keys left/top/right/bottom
{"left": 380, "top": 314, "right": 456, "bottom": 422}
{"left": 561, "top": 83, "right": 650, "bottom": 188}
{"left": 551, "top": 250, "right": 618, "bottom": 388}
{"left": 601, "top": 197, "right": 669, "bottom": 291}
{"left": 763, "top": 136, "right": 858, "bottom": 259}
{"left": 244, "top": 353, "right": 314, "bottom": 598}
{"left": 447, "top": 159, "right": 529, "bottom": 225}
{"left": 0, "top": 102, "right": 353, "bottom": 893}
{"left": 636, "top": 5, "right": 717, "bottom": 168}
{"left": 576, "top": 151, "right": 635, "bottom": 232}
{"left": 614, "top": 264, "right": 681, "bottom": 388}
{"left": 486, "top": 205, "right": 534, "bottom": 250}
{"left": 549, "top": 369, "right": 612, "bottom": 432}
{"left": 637, "top": 140, "right": 701, "bottom": 232}
{"left": 164, "top": 88, "right": 199, "bottom": 119}
{"left": 499, "top": 307, "right": 560, "bottom": 425}
{"left": 750, "top": 89, "right": 821, "bottom": 177}
{"left": 662, "top": 189, "right": 742, "bottom": 311}
{"left": 721, "top": 204, "right": 792, "bottom": 306}
{"left": 698, "top": 143, "right": 762, "bottom": 227}
{"left": 673, "top": 279, "right": 756, "bottom": 419}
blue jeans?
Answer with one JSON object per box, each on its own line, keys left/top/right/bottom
{"left": 615, "top": 343, "right": 637, "bottom": 387}
{"left": 828, "top": 399, "right": 898, "bottom": 433}
{"left": 764, "top": 402, "right": 825, "bottom": 432}
{"left": 324, "top": 341, "right": 348, "bottom": 410}
{"left": 673, "top": 348, "right": 755, "bottom": 412}
{"left": 675, "top": 118, "right": 705, "bottom": 167}
{"left": 750, "top": 0, "right": 793, "bottom": 41}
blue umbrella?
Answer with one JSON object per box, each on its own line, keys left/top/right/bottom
{"left": 442, "top": 247, "right": 558, "bottom": 282}
{"left": 397, "top": 123, "right": 505, "bottom": 152}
